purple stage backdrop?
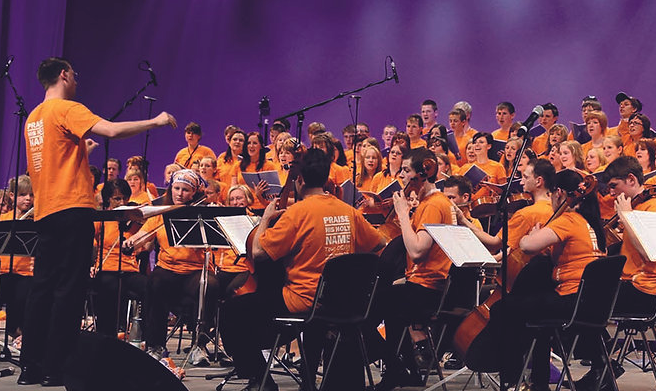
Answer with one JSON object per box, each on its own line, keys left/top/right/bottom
{"left": 2, "top": 0, "right": 656, "bottom": 187}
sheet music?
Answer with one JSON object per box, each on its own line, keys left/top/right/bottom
{"left": 620, "top": 210, "right": 656, "bottom": 262}
{"left": 423, "top": 224, "right": 496, "bottom": 266}
{"left": 215, "top": 215, "right": 257, "bottom": 256}
{"left": 113, "top": 204, "right": 180, "bottom": 220}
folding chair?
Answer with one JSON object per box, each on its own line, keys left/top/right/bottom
{"left": 608, "top": 302, "right": 656, "bottom": 383}
{"left": 259, "top": 252, "right": 380, "bottom": 391}
{"left": 515, "top": 255, "right": 626, "bottom": 391}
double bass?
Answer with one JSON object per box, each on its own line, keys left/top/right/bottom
{"left": 452, "top": 175, "right": 598, "bottom": 371}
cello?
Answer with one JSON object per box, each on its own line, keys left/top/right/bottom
{"left": 452, "top": 175, "right": 598, "bottom": 371}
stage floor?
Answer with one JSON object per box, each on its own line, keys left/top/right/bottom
{"left": 1, "top": 326, "right": 655, "bottom": 390}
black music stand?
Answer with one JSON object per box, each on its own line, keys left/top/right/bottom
{"left": 0, "top": 220, "right": 38, "bottom": 365}
{"left": 161, "top": 206, "right": 245, "bottom": 369}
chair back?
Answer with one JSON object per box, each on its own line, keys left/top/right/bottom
{"left": 441, "top": 264, "right": 479, "bottom": 313}
{"left": 568, "top": 255, "right": 626, "bottom": 328}
{"left": 308, "top": 252, "right": 379, "bottom": 324}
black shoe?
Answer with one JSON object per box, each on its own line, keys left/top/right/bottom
{"left": 444, "top": 357, "right": 464, "bottom": 370}
{"left": 374, "top": 368, "right": 422, "bottom": 391}
{"left": 41, "top": 374, "right": 64, "bottom": 387}
{"left": 574, "top": 363, "right": 623, "bottom": 391}
{"left": 240, "top": 376, "right": 279, "bottom": 391}
{"left": 17, "top": 366, "right": 41, "bottom": 385}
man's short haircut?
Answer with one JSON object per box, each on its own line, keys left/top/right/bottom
{"left": 271, "top": 123, "right": 286, "bottom": 133}
{"left": 391, "top": 132, "right": 411, "bottom": 148}
{"left": 527, "top": 158, "right": 556, "bottom": 191}
{"left": 542, "top": 102, "right": 559, "bottom": 118}
{"left": 448, "top": 108, "right": 467, "bottom": 121}
{"left": 404, "top": 147, "right": 438, "bottom": 182}
{"left": 301, "top": 148, "right": 331, "bottom": 188}
{"left": 37, "top": 57, "right": 71, "bottom": 90}
{"left": 341, "top": 124, "right": 355, "bottom": 135}
{"left": 356, "top": 122, "right": 369, "bottom": 131}
{"left": 496, "top": 101, "right": 515, "bottom": 114}
{"left": 586, "top": 110, "right": 608, "bottom": 131}
{"left": 603, "top": 155, "right": 644, "bottom": 185}
{"left": 184, "top": 122, "right": 202, "bottom": 136}
{"left": 582, "top": 100, "right": 603, "bottom": 111}
{"left": 274, "top": 118, "right": 291, "bottom": 131}
{"left": 422, "top": 99, "right": 437, "bottom": 111}
{"left": 453, "top": 101, "right": 472, "bottom": 119}
{"left": 629, "top": 113, "right": 652, "bottom": 138}
{"left": 443, "top": 175, "right": 473, "bottom": 196}
{"left": 101, "top": 178, "right": 132, "bottom": 208}
{"left": 106, "top": 158, "right": 122, "bottom": 173}
{"left": 407, "top": 114, "right": 424, "bottom": 128}
{"left": 7, "top": 175, "right": 32, "bottom": 195}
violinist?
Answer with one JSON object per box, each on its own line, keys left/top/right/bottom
{"left": 375, "top": 148, "right": 456, "bottom": 391}
{"left": 124, "top": 169, "right": 220, "bottom": 366}
{"left": 456, "top": 159, "right": 554, "bottom": 259}
{"left": 443, "top": 175, "right": 482, "bottom": 230}
{"left": 220, "top": 149, "right": 384, "bottom": 390}
{"left": 93, "top": 179, "right": 147, "bottom": 337}
{"left": 605, "top": 156, "right": 656, "bottom": 314}
{"left": 488, "top": 169, "right": 606, "bottom": 391}
{"left": 0, "top": 175, "right": 34, "bottom": 340}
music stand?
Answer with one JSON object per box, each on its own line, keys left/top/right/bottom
{"left": 161, "top": 206, "right": 245, "bottom": 369}
{"left": 0, "top": 220, "right": 38, "bottom": 365}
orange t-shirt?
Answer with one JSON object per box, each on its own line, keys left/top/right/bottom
{"left": 548, "top": 212, "right": 605, "bottom": 296}
{"left": 496, "top": 199, "right": 552, "bottom": 251}
{"left": 330, "top": 162, "right": 352, "bottom": 187}
{"left": 174, "top": 145, "right": 216, "bottom": 169}
{"left": 94, "top": 221, "right": 139, "bottom": 273}
{"left": 607, "top": 120, "right": 631, "bottom": 145}
{"left": 233, "top": 160, "right": 279, "bottom": 209}
{"left": 141, "top": 214, "right": 209, "bottom": 274}
{"left": 357, "top": 175, "right": 375, "bottom": 192}
{"left": 410, "top": 139, "right": 427, "bottom": 149}
{"left": 621, "top": 198, "right": 656, "bottom": 293}
{"left": 623, "top": 140, "right": 638, "bottom": 158}
{"left": 213, "top": 247, "right": 257, "bottom": 296}
{"left": 0, "top": 212, "right": 34, "bottom": 276}
{"left": 259, "top": 194, "right": 382, "bottom": 313}
{"left": 25, "top": 99, "right": 102, "bottom": 221}
{"left": 459, "top": 160, "right": 507, "bottom": 200}
{"left": 492, "top": 128, "right": 509, "bottom": 141}
{"left": 406, "top": 191, "right": 456, "bottom": 290}
{"left": 217, "top": 156, "right": 240, "bottom": 185}
{"left": 129, "top": 190, "right": 153, "bottom": 206}
{"left": 531, "top": 133, "right": 549, "bottom": 156}
{"left": 597, "top": 193, "right": 616, "bottom": 220}
{"left": 370, "top": 171, "right": 401, "bottom": 194}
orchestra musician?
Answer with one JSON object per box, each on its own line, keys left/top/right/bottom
{"left": 93, "top": 179, "right": 147, "bottom": 338}
{"left": 443, "top": 175, "right": 483, "bottom": 230}
{"left": 220, "top": 148, "right": 384, "bottom": 391}
{"left": 124, "top": 169, "right": 220, "bottom": 367}
{"left": 456, "top": 159, "right": 554, "bottom": 260}
{"left": 0, "top": 175, "right": 34, "bottom": 341}
{"left": 375, "top": 148, "right": 456, "bottom": 391}
{"left": 485, "top": 169, "right": 606, "bottom": 391}
{"left": 19, "top": 57, "right": 176, "bottom": 386}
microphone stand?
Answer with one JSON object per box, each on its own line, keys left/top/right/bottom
{"left": 275, "top": 64, "right": 397, "bottom": 144}
{"left": 143, "top": 96, "right": 157, "bottom": 185}
{"left": 351, "top": 96, "right": 361, "bottom": 207}
{"left": 258, "top": 96, "right": 270, "bottom": 142}
{"left": 496, "top": 128, "right": 531, "bottom": 391}
{"left": 0, "top": 61, "right": 27, "bottom": 366}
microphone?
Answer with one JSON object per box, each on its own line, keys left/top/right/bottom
{"left": 143, "top": 61, "right": 158, "bottom": 86}
{"left": 516, "top": 105, "right": 544, "bottom": 138}
{"left": 1, "top": 55, "right": 14, "bottom": 79}
{"left": 144, "top": 96, "right": 157, "bottom": 102}
{"left": 390, "top": 57, "right": 399, "bottom": 84}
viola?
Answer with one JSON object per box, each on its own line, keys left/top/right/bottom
{"left": 453, "top": 174, "right": 598, "bottom": 370}
{"left": 603, "top": 186, "right": 656, "bottom": 254}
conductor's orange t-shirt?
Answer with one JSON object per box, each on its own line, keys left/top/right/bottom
{"left": 25, "top": 99, "right": 102, "bottom": 221}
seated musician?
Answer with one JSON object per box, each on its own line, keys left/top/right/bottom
{"left": 0, "top": 175, "right": 34, "bottom": 341}
{"left": 487, "top": 169, "right": 606, "bottom": 391}
{"left": 375, "top": 147, "right": 456, "bottom": 391}
{"left": 220, "top": 148, "right": 384, "bottom": 391}
{"left": 606, "top": 155, "right": 656, "bottom": 328}
{"left": 442, "top": 175, "right": 483, "bottom": 230}
{"left": 456, "top": 159, "right": 554, "bottom": 260}
{"left": 124, "top": 169, "right": 220, "bottom": 367}
{"left": 93, "top": 179, "right": 147, "bottom": 337}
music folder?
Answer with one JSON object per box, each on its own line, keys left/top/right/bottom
{"left": 619, "top": 210, "right": 656, "bottom": 262}
{"left": 423, "top": 224, "right": 497, "bottom": 267}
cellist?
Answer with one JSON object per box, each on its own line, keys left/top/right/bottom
{"left": 488, "top": 169, "right": 606, "bottom": 391}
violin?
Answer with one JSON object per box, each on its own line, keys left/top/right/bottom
{"left": 377, "top": 159, "right": 437, "bottom": 243}
{"left": 603, "top": 186, "right": 656, "bottom": 255}
{"left": 453, "top": 174, "right": 598, "bottom": 371}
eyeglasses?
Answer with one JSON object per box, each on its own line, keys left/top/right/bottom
{"left": 629, "top": 121, "right": 643, "bottom": 127}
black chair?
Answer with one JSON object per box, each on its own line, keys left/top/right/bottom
{"left": 515, "top": 255, "right": 626, "bottom": 391}
{"left": 608, "top": 302, "right": 656, "bottom": 383}
{"left": 259, "top": 252, "right": 380, "bottom": 391}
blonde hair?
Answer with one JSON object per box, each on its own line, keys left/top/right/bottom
{"left": 357, "top": 146, "right": 382, "bottom": 187}
{"left": 560, "top": 140, "right": 585, "bottom": 170}
{"left": 586, "top": 148, "right": 607, "bottom": 172}
{"left": 227, "top": 184, "right": 254, "bottom": 206}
